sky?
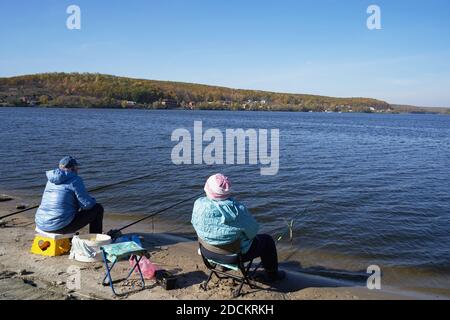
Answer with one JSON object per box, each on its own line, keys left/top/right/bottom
{"left": 1, "top": 0, "right": 450, "bottom": 107}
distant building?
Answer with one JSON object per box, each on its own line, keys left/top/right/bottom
{"left": 121, "top": 100, "right": 137, "bottom": 108}
{"left": 20, "top": 96, "right": 38, "bottom": 106}
{"left": 161, "top": 99, "right": 179, "bottom": 108}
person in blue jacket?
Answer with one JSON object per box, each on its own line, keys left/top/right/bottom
{"left": 35, "top": 156, "right": 104, "bottom": 234}
{"left": 192, "top": 173, "right": 285, "bottom": 282}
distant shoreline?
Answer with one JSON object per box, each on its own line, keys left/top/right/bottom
{"left": 1, "top": 104, "right": 449, "bottom": 115}
{"left": 1, "top": 73, "right": 448, "bottom": 114}
{"left": 0, "top": 72, "right": 399, "bottom": 114}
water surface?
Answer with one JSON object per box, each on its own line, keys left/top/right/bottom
{"left": 1, "top": 107, "right": 449, "bottom": 296}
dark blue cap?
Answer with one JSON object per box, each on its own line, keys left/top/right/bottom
{"left": 59, "top": 156, "right": 79, "bottom": 169}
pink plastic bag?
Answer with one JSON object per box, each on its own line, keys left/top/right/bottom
{"left": 129, "top": 255, "right": 158, "bottom": 279}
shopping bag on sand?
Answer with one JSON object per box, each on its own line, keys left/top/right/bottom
{"left": 129, "top": 255, "right": 158, "bottom": 279}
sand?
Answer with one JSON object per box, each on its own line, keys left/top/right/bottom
{"left": 0, "top": 194, "right": 429, "bottom": 300}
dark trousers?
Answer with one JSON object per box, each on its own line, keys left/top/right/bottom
{"left": 53, "top": 203, "right": 104, "bottom": 234}
{"left": 242, "top": 234, "right": 278, "bottom": 274}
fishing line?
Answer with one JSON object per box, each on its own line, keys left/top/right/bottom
{"left": 0, "top": 166, "right": 177, "bottom": 220}
{"left": 106, "top": 192, "right": 204, "bottom": 238}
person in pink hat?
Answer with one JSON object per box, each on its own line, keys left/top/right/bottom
{"left": 191, "top": 173, "right": 285, "bottom": 282}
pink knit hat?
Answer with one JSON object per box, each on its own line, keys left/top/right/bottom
{"left": 204, "top": 174, "right": 232, "bottom": 200}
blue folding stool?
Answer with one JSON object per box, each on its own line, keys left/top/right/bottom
{"left": 100, "top": 241, "right": 149, "bottom": 296}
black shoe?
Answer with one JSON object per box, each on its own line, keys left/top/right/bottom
{"left": 267, "top": 270, "right": 286, "bottom": 282}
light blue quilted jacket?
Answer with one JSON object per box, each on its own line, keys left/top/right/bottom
{"left": 191, "top": 197, "right": 260, "bottom": 254}
{"left": 35, "top": 169, "right": 96, "bottom": 231}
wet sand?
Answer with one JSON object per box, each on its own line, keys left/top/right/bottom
{"left": 0, "top": 193, "right": 440, "bottom": 300}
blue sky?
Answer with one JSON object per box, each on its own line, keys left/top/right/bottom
{"left": 1, "top": 0, "right": 450, "bottom": 107}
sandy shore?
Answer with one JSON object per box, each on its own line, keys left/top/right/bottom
{"left": 0, "top": 193, "right": 431, "bottom": 300}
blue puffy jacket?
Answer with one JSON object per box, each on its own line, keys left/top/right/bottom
{"left": 191, "top": 197, "right": 260, "bottom": 254}
{"left": 35, "top": 169, "right": 96, "bottom": 231}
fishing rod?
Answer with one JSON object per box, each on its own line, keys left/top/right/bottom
{"left": 106, "top": 192, "right": 204, "bottom": 238}
{"left": 0, "top": 205, "right": 39, "bottom": 220}
{"left": 0, "top": 168, "right": 174, "bottom": 220}
{"left": 108, "top": 189, "right": 313, "bottom": 239}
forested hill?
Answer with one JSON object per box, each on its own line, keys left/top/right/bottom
{"left": 0, "top": 72, "right": 393, "bottom": 112}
